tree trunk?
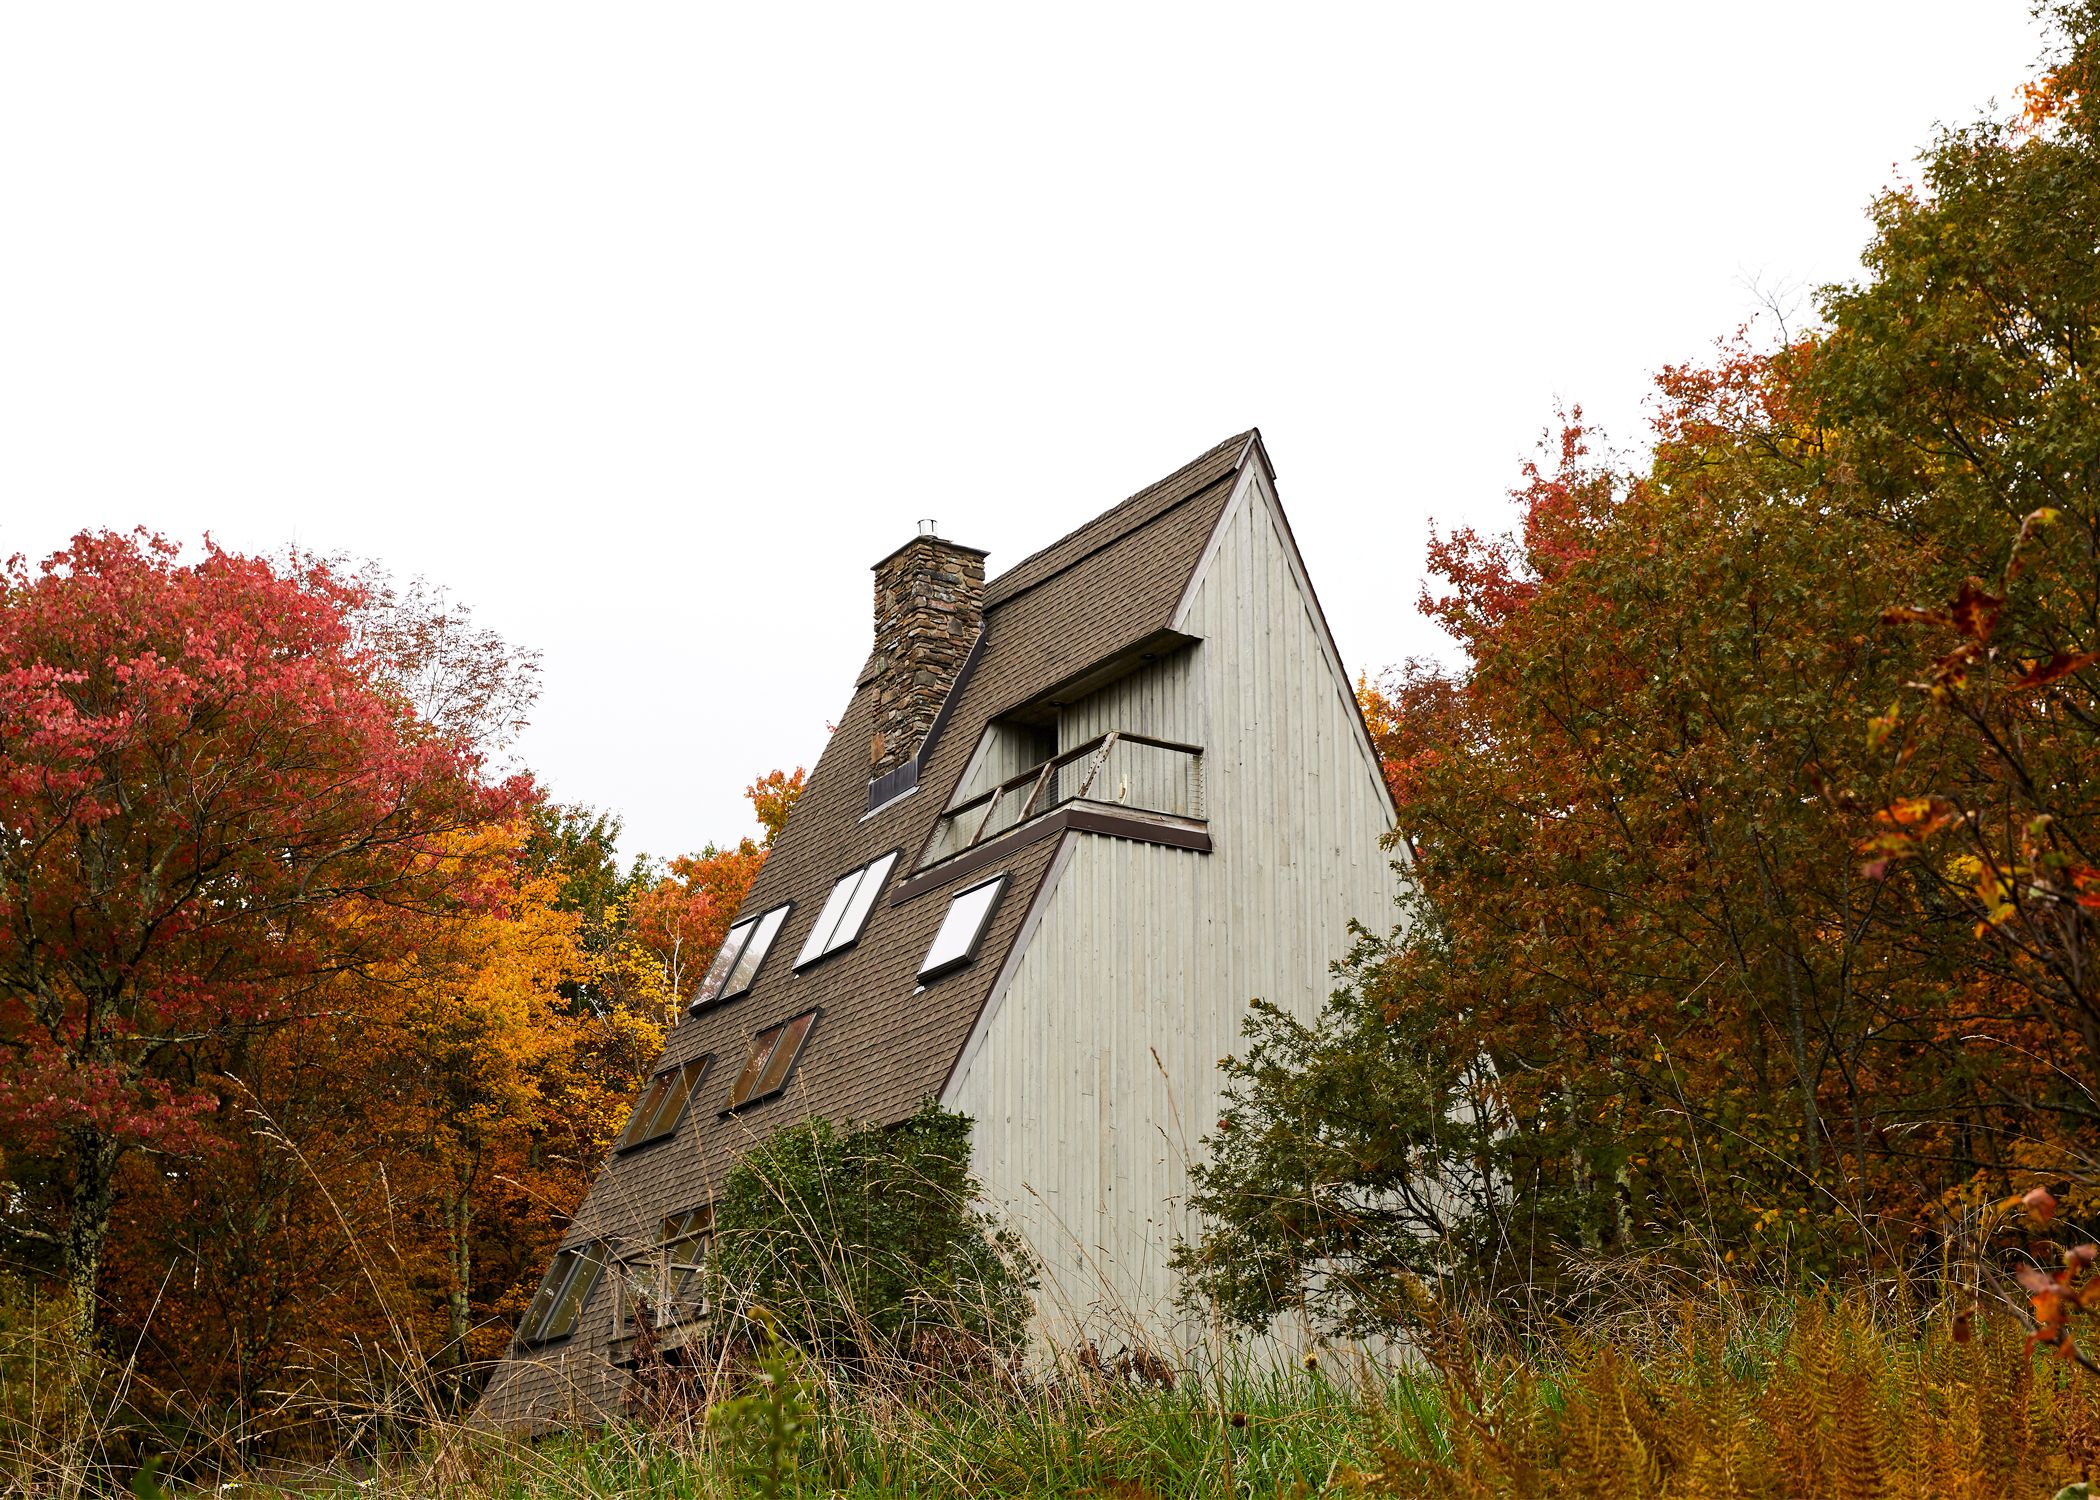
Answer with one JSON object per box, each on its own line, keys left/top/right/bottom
{"left": 442, "top": 1175, "right": 473, "bottom": 1408}
{"left": 446, "top": 1190, "right": 472, "bottom": 1356}
{"left": 62, "top": 1124, "right": 122, "bottom": 1346}
{"left": 1786, "top": 962, "right": 1822, "bottom": 1178}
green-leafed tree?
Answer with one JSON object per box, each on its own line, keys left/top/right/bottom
{"left": 1181, "top": 3, "right": 2100, "bottom": 1337}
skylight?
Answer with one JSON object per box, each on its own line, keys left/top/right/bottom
{"left": 613, "top": 1056, "right": 710, "bottom": 1152}
{"left": 692, "top": 903, "right": 791, "bottom": 1010}
{"left": 521, "top": 1241, "right": 607, "bottom": 1345}
{"left": 919, "top": 873, "right": 1008, "bottom": 980}
{"left": 726, "top": 1011, "right": 818, "bottom": 1110}
{"left": 793, "top": 852, "right": 898, "bottom": 968}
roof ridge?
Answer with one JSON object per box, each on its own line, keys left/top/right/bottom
{"left": 982, "top": 430, "right": 1255, "bottom": 608}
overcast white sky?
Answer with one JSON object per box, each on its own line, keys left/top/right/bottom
{"left": 0, "top": 4, "right": 2047, "bottom": 861}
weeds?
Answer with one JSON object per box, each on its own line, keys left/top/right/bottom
{"left": 10, "top": 1283, "right": 2100, "bottom": 1496}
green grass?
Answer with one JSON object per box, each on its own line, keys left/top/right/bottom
{"left": 25, "top": 1292, "right": 2100, "bottom": 1498}
{"left": 274, "top": 1367, "right": 1432, "bottom": 1500}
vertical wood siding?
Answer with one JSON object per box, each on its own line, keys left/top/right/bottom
{"left": 946, "top": 469, "right": 1406, "bottom": 1347}
{"left": 1057, "top": 647, "right": 1204, "bottom": 815}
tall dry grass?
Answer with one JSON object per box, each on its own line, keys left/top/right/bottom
{"left": 9, "top": 1274, "right": 2100, "bottom": 1498}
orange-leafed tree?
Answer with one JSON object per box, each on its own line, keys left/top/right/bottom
{"left": 1818, "top": 5, "right": 2100, "bottom": 1149}
{"left": 1184, "top": 9, "right": 2100, "bottom": 1337}
{"left": 98, "top": 832, "right": 664, "bottom": 1426}
{"left": 624, "top": 768, "right": 804, "bottom": 1009}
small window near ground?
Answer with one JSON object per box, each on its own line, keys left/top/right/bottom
{"left": 726, "top": 1011, "right": 819, "bottom": 1110}
{"left": 793, "top": 852, "right": 898, "bottom": 968}
{"left": 692, "top": 903, "right": 791, "bottom": 1010}
{"left": 522, "top": 1241, "right": 607, "bottom": 1345}
{"left": 661, "top": 1206, "right": 712, "bottom": 1305}
{"left": 624, "top": 1206, "right": 713, "bottom": 1331}
{"left": 614, "top": 1056, "right": 711, "bottom": 1152}
{"left": 919, "top": 873, "right": 1008, "bottom": 980}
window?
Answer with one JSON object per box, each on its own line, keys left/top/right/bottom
{"left": 624, "top": 1207, "right": 713, "bottom": 1330}
{"left": 660, "top": 1206, "right": 712, "bottom": 1306}
{"left": 614, "top": 1056, "right": 710, "bottom": 1152}
{"left": 521, "top": 1241, "right": 607, "bottom": 1345}
{"left": 793, "top": 852, "right": 898, "bottom": 968}
{"left": 692, "top": 903, "right": 791, "bottom": 1010}
{"left": 919, "top": 873, "right": 1008, "bottom": 980}
{"left": 726, "top": 1011, "right": 818, "bottom": 1110}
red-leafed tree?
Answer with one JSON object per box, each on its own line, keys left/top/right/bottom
{"left": 0, "top": 531, "right": 528, "bottom": 1339}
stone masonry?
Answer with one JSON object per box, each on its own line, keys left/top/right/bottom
{"left": 868, "top": 530, "right": 987, "bottom": 779}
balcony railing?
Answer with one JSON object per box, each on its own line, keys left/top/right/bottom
{"left": 922, "top": 731, "right": 1204, "bottom": 867}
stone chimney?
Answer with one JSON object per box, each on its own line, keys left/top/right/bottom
{"left": 868, "top": 522, "right": 987, "bottom": 779}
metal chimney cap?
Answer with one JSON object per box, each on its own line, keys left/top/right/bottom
{"left": 917, "top": 518, "right": 938, "bottom": 538}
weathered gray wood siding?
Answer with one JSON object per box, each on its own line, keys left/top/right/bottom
{"left": 1055, "top": 645, "right": 1203, "bottom": 813}
{"left": 944, "top": 465, "right": 1405, "bottom": 1347}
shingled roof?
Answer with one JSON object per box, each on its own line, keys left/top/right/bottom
{"left": 983, "top": 430, "right": 1252, "bottom": 607}
{"left": 480, "top": 429, "right": 1266, "bottom": 1425}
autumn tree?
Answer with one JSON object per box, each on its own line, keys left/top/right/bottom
{"left": 1188, "top": 390, "right": 1991, "bottom": 1324}
{"left": 1821, "top": 2, "right": 2100, "bottom": 1160}
{"left": 621, "top": 767, "right": 804, "bottom": 1011}
{"left": 96, "top": 841, "right": 665, "bottom": 1431}
{"left": 0, "top": 532, "right": 526, "bottom": 1340}
{"left": 1182, "top": 4, "right": 2100, "bottom": 1334}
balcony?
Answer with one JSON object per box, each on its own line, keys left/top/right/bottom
{"left": 921, "top": 731, "right": 1205, "bottom": 868}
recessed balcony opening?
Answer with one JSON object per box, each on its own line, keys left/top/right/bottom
{"left": 921, "top": 729, "right": 1204, "bottom": 868}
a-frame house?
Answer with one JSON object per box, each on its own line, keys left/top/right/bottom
{"left": 481, "top": 430, "right": 1402, "bottom": 1425}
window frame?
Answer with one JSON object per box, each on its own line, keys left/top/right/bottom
{"left": 613, "top": 1055, "right": 712, "bottom": 1154}
{"left": 621, "top": 1206, "right": 713, "bottom": 1332}
{"left": 691, "top": 901, "right": 792, "bottom": 1014}
{"left": 792, "top": 851, "right": 899, "bottom": 970}
{"left": 520, "top": 1240, "right": 609, "bottom": 1347}
{"left": 917, "top": 872, "right": 1009, "bottom": 981}
{"left": 659, "top": 1205, "right": 713, "bottom": 1310}
{"left": 722, "top": 1009, "right": 821, "bottom": 1113}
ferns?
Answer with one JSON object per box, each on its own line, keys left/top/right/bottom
{"left": 1358, "top": 1299, "right": 2100, "bottom": 1500}
{"left": 15, "top": 1286, "right": 2099, "bottom": 1496}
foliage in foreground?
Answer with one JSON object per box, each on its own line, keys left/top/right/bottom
{"left": 15, "top": 1291, "right": 2075, "bottom": 1500}
{"left": 709, "top": 1104, "right": 1036, "bottom": 1368}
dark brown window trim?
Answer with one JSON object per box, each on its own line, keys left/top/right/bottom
{"left": 518, "top": 1240, "right": 609, "bottom": 1349}
{"left": 689, "top": 901, "right": 793, "bottom": 1017}
{"left": 890, "top": 805, "right": 1210, "bottom": 906}
{"left": 719, "top": 1007, "right": 822, "bottom": 1117}
{"left": 918, "top": 871, "right": 1009, "bottom": 983}
{"left": 792, "top": 850, "right": 902, "bottom": 972}
{"left": 613, "top": 1055, "right": 712, "bottom": 1155}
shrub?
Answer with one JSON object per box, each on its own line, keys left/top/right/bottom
{"left": 708, "top": 1103, "right": 1033, "bottom": 1370}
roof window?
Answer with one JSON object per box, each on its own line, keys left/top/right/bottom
{"left": 520, "top": 1240, "right": 608, "bottom": 1345}
{"left": 919, "top": 873, "right": 1008, "bottom": 980}
{"left": 726, "top": 1011, "right": 818, "bottom": 1110}
{"left": 692, "top": 903, "right": 791, "bottom": 1011}
{"left": 614, "top": 1056, "right": 710, "bottom": 1152}
{"left": 793, "top": 852, "right": 898, "bottom": 968}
